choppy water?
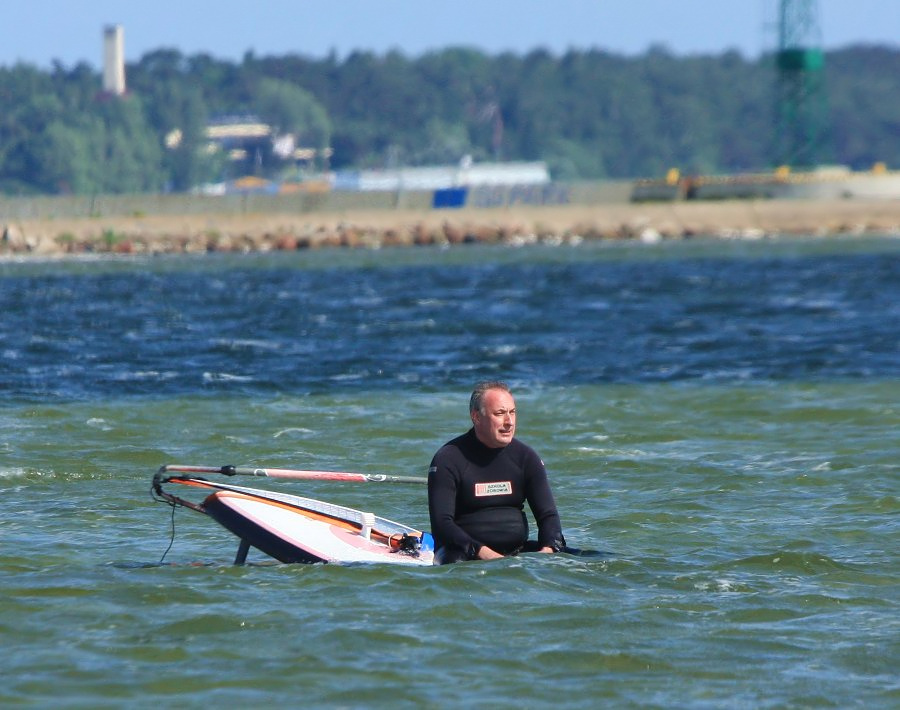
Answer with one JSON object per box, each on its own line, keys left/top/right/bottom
{"left": 2, "top": 236, "right": 898, "bottom": 708}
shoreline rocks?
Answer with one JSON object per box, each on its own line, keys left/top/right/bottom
{"left": 2, "top": 199, "right": 899, "bottom": 258}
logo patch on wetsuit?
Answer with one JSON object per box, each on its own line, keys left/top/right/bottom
{"left": 475, "top": 481, "right": 512, "bottom": 497}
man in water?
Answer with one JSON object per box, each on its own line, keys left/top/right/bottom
{"left": 427, "top": 381, "right": 566, "bottom": 563}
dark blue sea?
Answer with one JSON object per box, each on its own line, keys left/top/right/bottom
{"left": 2, "top": 236, "right": 898, "bottom": 708}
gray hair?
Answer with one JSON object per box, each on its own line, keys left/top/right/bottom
{"left": 469, "top": 380, "right": 511, "bottom": 415}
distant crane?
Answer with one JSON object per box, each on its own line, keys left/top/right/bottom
{"left": 774, "top": 0, "right": 828, "bottom": 168}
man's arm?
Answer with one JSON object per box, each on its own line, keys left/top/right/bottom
{"left": 523, "top": 450, "right": 566, "bottom": 552}
{"left": 428, "top": 456, "right": 482, "bottom": 557}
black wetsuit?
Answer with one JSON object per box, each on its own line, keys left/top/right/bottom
{"left": 428, "top": 428, "right": 565, "bottom": 563}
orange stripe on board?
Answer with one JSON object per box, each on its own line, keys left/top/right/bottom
{"left": 211, "top": 491, "right": 423, "bottom": 545}
{"left": 212, "top": 491, "right": 362, "bottom": 533}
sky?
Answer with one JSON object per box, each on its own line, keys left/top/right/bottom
{"left": 1, "top": 0, "right": 897, "bottom": 70}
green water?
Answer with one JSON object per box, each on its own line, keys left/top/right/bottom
{"left": 3, "top": 237, "right": 899, "bottom": 706}
{"left": 3, "top": 380, "right": 898, "bottom": 707}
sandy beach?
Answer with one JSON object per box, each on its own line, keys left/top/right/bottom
{"left": 3, "top": 198, "right": 900, "bottom": 256}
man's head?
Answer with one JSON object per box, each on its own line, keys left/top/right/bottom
{"left": 470, "top": 381, "right": 516, "bottom": 448}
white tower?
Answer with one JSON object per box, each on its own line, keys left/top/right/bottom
{"left": 102, "top": 25, "right": 126, "bottom": 96}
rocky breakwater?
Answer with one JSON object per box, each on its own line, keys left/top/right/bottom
{"left": 2, "top": 200, "right": 900, "bottom": 258}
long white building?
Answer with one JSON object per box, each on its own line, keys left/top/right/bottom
{"left": 332, "top": 160, "right": 550, "bottom": 192}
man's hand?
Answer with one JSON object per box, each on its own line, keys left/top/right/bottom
{"left": 477, "top": 545, "right": 504, "bottom": 560}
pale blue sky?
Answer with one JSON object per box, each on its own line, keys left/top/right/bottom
{"left": 2, "top": 0, "right": 897, "bottom": 69}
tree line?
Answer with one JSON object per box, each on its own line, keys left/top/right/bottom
{"left": 0, "top": 44, "right": 897, "bottom": 196}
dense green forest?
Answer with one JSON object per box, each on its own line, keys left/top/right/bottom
{"left": 0, "top": 45, "right": 897, "bottom": 195}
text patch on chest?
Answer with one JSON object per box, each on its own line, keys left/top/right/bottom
{"left": 474, "top": 481, "right": 512, "bottom": 497}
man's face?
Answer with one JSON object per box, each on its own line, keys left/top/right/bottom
{"left": 472, "top": 388, "right": 516, "bottom": 448}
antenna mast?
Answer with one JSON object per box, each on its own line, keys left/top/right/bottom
{"left": 774, "top": 0, "right": 827, "bottom": 168}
